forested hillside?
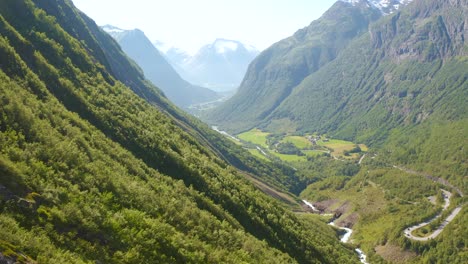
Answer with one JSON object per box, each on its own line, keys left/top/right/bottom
{"left": 0, "top": 0, "right": 358, "bottom": 263}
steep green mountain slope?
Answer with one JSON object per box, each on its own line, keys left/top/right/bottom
{"left": 0, "top": 0, "right": 358, "bottom": 263}
{"left": 102, "top": 26, "right": 220, "bottom": 109}
{"left": 269, "top": 0, "right": 466, "bottom": 135}
{"left": 31, "top": 0, "right": 306, "bottom": 196}
{"left": 206, "top": 1, "right": 382, "bottom": 132}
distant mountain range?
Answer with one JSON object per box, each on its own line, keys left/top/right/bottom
{"left": 101, "top": 25, "right": 220, "bottom": 109}
{"left": 162, "top": 39, "right": 259, "bottom": 92}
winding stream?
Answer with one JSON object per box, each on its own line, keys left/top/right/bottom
{"left": 303, "top": 201, "right": 369, "bottom": 264}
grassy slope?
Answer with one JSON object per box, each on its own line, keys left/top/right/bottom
{"left": 282, "top": 136, "right": 313, "bottom": 149}
{"left": 237, "top": 129, "right": 365, "bottom": 163}
{"left": 238, "top": 129, "right": 270, "bottom": 148}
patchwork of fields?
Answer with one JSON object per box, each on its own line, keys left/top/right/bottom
{"left": 234, "top": 129, "right": 367, "bottom": 163}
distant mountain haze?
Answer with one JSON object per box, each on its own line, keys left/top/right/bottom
{"left": 101, "top": 25, "right": 220, "bottom": 109}
{"left": 164, "top": 39, "right": 259, "bottom": 92}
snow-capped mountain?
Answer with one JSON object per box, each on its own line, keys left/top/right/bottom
{"left": 341, "top": 0, "right": 414, "bottom": 14}
{"left": 165, "top": 39, "right": 259, "bottom": 92}
{"left": 212, "top": 39, "right": 258, "bottom": 54}
{"left": 101, "top": 24, "right": 128, "bottom": 39}
{"left": 101, "top": 25, "right": 219, "bottom": 109}
{"left": 153, "top": 40, "right": 172, "bottom": 54}
{"left": 101, "top": 24, "right": 124, "bottom": 33}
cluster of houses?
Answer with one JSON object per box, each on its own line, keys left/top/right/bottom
{"left": 306, "top": 135, "right": 329, "bottom": 146}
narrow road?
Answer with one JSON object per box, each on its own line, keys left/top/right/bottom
{"left": 331, "top": 154, "right": 346, "bottom": 162}
{"left": 392, "top": 165, "right": 464, "bottom": 197}
{"left": 404, "top": 190, "right": 463, "bottom": 241}
{"left": 404, "top": 206, "right": 463, "bottom": 241}
{"left": 256, "top": 146, "right": 268, "bottom": 156}
{"left": 358, "top": 154, "right": 366, "bottom": 165}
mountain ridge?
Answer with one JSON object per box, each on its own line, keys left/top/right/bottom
{"left": 341, "top": 0, "right": 415, "bottom": 14}
{"left": 101, "top": 25, "right": 220, "bottom": 109}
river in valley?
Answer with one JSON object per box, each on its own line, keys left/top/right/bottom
{"left": 303, "top": 200, "right": 369, "bottom": 264}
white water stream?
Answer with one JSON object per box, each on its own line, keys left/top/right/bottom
{"left": 302, "top": 200, "right": 319, "bottom": 212}
{"left": 304, "top": 201, "right": 369, "bottom": 264}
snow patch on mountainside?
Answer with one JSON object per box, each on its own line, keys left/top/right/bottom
{"left": 213, "top": 39, "right": 240, "bottom": 54}
{"left": 341, "top": 0, "right": 414, "bottom": 14}
{"left": 245, "top": 44, "right": 259, "bottom": 53}
{"left": 154, "top": 40, "right": 173, "bottom": 54}
{"left": 101, "top": 25, "right": 126, "bottom": 33}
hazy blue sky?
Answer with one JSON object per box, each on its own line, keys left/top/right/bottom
{"left": 71, "top": 0, "right": 338, "bottom": 54}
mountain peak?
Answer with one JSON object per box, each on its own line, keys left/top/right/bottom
{"left": 213, "top": 39, "right": 240, "bottom": 54}
{"left": 165, "top": 39, "right": 259, "bottom": 92}
{"left": 340, "top": 0, "right": 414, "bottom": 14}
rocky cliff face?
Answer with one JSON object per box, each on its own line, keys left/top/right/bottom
{"left": 370, "top": 0, "right": 467, "bottom": 61}
{"left": 261, "top": 0, "right": 467, "bottom": 139}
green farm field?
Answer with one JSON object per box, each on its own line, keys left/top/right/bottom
{"left": 237, "top": 129, "right": 270, "bottom": 147}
